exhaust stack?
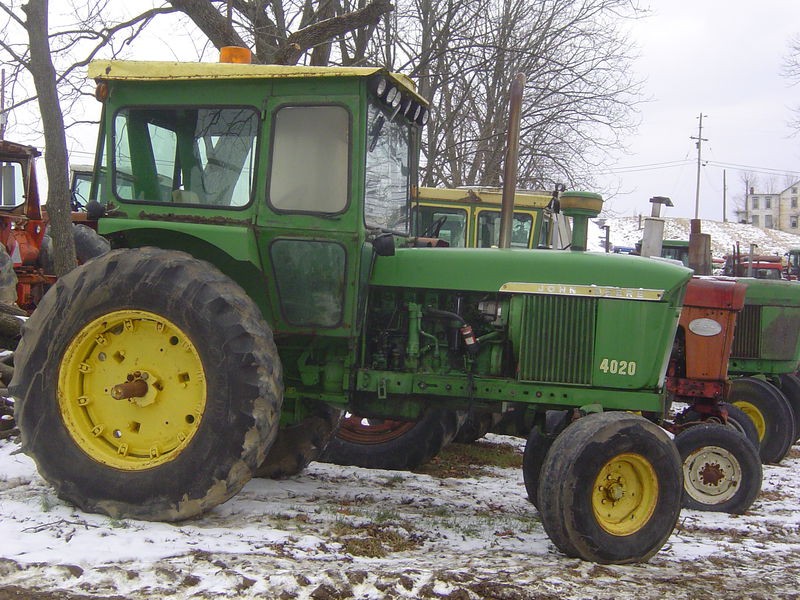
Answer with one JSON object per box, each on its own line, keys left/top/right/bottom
{"left": 498, "top": 73, "right": 526, "bottom": 249}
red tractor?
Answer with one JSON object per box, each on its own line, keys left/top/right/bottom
{"left": 0, "top": 139, "right": 108, "bottom": 312}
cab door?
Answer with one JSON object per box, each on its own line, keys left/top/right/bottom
{"left": 254, "top": 95, "right": 364, "bottom": 338}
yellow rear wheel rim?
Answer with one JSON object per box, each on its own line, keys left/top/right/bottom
{"left": 58, "top": 309, "right": 206, "bottom": 470}
{"left": 732, "top": 401, "right": 765, "bottom": 442}
{"left": 592, "top": 452, "right": 658, "bottom": 536}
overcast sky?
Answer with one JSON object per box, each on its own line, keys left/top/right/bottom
{"left": 27, "top": 2, "right": 800, "bottom": 223}
{"left": 598, "top": 1, "right": 800, "bottom": 221}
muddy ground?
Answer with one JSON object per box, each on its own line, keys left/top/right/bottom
{"left": 1, "top": 436, "right": 799, "bottom": 600}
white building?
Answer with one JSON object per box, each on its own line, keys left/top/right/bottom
{"left": 737, "top": 182, "right": 800, "bottom": 233}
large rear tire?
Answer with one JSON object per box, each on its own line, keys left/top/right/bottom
{"left": 537, "top": 412, "right": 682, "bottom": 564}
{"left": 729, "top": 377, "right": 795, "bottom": 464}
{"left": 674, "top": 424, "right": 762, "bottom": 514}
{"left": 38, "top": 223, "right": 111, "bottom": 274}
{"left": 320, "top": 407, "right": 463, "bottom": 470}
{"left": 11, "top": 248, "right": 282, "bottom": 521}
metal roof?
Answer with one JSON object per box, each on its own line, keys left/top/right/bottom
{"left": 88, "top": 60, "right": 427, "bottom": 105}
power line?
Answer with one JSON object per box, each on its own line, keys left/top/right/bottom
{"left": 604, "top": 159, "right": 693, "bottom": 170}
{"left": 597, "top": 158, "right": 800, "bottom": 179}
{"left": 704, "top": 160, "right": 800, "bottom": 177}
{"left": 597, "top": 160, "right": 693, "bottom": 175}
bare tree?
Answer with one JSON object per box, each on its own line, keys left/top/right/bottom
{"left": 1, "top": 0, "right": 390, "bottom": 277}
{"left": 783, "top": 33, "right": 800, "bottom": 135}
{"left": 734, "top": 170, "right": 759, "bottom": 223}
{"left": 0, "top": 2, "right": 177, "bottom": 143}
{"left": 362, "top": 0, "right": 645, "bottom": 193}
{"left": 11, "top": 0, "right": 76, "bottom": 276}
{"left": 0, "top": 1, "right": 178, "bottom": 275}
{"left": 168, "top": 0, "right": 394, "bottom": 65}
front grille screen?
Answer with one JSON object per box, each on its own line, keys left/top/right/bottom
{"left": 516, "top": 295, "right": 596, "bottom": 384}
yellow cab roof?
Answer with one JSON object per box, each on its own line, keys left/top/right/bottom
{"left": 416, "top": 187, "right": 552, "bottom": 210}
{"left": 88, "top": 60, "right": 427, "bottom": 105}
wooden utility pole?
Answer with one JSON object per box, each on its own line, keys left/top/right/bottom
{"left": 691, "top": 113, "right": 708, "bottom": 219}
{"left": 723, "top": 169, "right": 727, "bottom": 222}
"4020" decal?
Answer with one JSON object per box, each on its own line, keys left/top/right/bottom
{"left": 598, "top": 358, "right": 637, "bottom": 376}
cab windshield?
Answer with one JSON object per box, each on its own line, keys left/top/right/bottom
{"left": 364, "top": 100, "right": 411, "bottom": 233}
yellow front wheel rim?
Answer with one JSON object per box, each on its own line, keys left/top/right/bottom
{"left": 58, "top": 309, "right": 206, "bottom": 470}
{"left": 732, "top": 401, "right": 765, "bottom": 442}
{"left": 592, "top": 452, "right": 659, "bottom": 536}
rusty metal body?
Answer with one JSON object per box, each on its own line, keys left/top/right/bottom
{"left": 0, "top": 140, "right": 50, "bottom": 311}
{"left": 665, "top": 276, "right": 746, "bottom": 429}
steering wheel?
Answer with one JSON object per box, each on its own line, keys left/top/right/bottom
{"left": 422, "top": 215, "right": 448, "bottom": 238}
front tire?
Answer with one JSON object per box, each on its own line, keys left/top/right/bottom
{"left": 776, "top": 373, "right": 800, "bottom": 443}
{"left": 674, "top": 424, "right": 762, "bottom": 514}
{"left": 522, "top": 410, "right": 570, "bottom": 508}
{"left": 522, "top": 428, "right": 552, "bottom": 510}
{"left": 11, "top": 248, "right": 282, "bottom": 521}
{"left": 729, "top": 377, "right": 795, "bottom": 464}
{"left": 537, "top": 412, "right": 682, "bottom": 564}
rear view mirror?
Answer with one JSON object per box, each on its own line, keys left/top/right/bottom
{"left": 372, "top": 232, "right": 395, "bottom": 256}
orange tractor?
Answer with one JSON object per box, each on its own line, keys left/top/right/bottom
{"left": 0, "top": 139, "right": 108, "bottom": 312}
{"left": 0, "top": 140, "right": 52, "bottom": 311}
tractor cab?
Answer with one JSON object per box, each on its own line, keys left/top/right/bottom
{"left": 0, "top": 140, "right": 46, "bottom": 264}
{"left": 88, "top": 58, "right": 427, "bottom": 340}
{"left": 411, "top": 187, "right": 551, "bottom": 248}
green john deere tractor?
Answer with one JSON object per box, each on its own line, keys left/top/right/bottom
{"left": 726, "top": 279, "right": 800, "bottom": 463}
{"left": 10, "top": 54, "right": 694, "bottom": 564}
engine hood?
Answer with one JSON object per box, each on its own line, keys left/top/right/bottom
{"left": 738, "top": 277, "right": 800, "bottom": 307}
{"left": 371, "top": 247, "right": 693, "bottom": 301}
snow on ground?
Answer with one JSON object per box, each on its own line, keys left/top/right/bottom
{"left": 1, "top": 434, "right": 799, "bottom": 599}
{"left": 589, "top": 216, "right": 800, "bottom": 258}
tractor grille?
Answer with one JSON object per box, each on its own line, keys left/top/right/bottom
{"left": 731, "top": 305, "right": 761, "bottom": 359}
{"left": 516, "top": 295, "right": 596, "bottom": 384}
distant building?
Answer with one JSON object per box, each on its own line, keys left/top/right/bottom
{"left": 736, "top": 182, "right": 800, "bottom": 234}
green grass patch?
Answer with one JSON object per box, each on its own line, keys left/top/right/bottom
{"left": 330, "top": 521, "right": 423, "bottom": 557}
{"left": 412, "top": 440, "right": 522, "bottom": 478}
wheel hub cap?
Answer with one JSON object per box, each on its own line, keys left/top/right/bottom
{"left": 58, "top": 310, "right": 206, "bottom": 470}
{"left": 699, "top": 462, "right": 725, "bottom": 486}
{"left": 683, "top": 446, "right": 741, "bottom": 504}
{"left": 592, "top": 452, "right": 659, "bottom": 536}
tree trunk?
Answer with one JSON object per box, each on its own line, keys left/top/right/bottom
{"left": 23, "top": 0, "right": 76, "bottom": 277}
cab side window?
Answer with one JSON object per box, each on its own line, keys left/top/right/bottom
{"left": 269, "top": 105, "right": 350, "bottom": 213}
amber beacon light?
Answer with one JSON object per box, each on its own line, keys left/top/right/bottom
{"left": 220, "top": 46, "right": 252, "bottom": 64}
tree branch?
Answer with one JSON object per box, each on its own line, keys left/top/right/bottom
{"left": 168, "top": 0, "right": 248, "bottom": 53}
{"left": 274, "top": 0, "right": 393, "bottom": 65}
